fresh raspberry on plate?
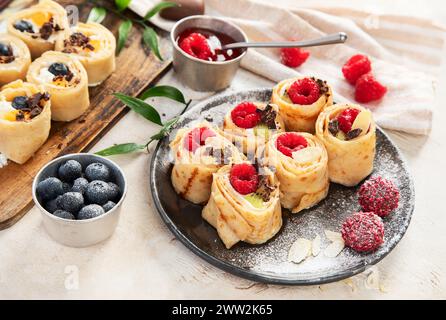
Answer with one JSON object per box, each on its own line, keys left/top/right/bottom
{"left": 280, "top": 47, "right": 310, "bottom": 68}
{"left": 183, "top": 127, "right": 216, "bottom": 153}
{"left": 276, "top": 132, "right": 308, "bottom": 157}
{"left": 179, "top": 32, "right": 212, "bottom": 61}
{"left": 337, "top": 108, "right": 360, "bottom": 133}
{"left": 287, "top": 78, "right": 321, "bottom": 105}
{"left": 230, "top": 102, "right": 261, "bottom": 129}
{"left": 341, "top": 211, "right": 384, "bottom": 252}
{"left": 358, "top": 176, "right": 400, "bottom": 217}
{"left": 355, "top": 73, "right": 387, "bottom": 103}
{"left": 342, "top": 54, "right": 372, "bottom": 85}
{"left": 230, "top": 163, "right": 259, "bottom": 195}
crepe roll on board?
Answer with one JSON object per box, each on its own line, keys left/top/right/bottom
{"left": 7, "top": 0, "right": 69, "bottom": 59}
{"left": 55, "top": 22, "right": 116, "bottom": 86}
{"left": 27, "top": 51, "right": 89, "bottom": 122}
{"left": 202, "top": 163, "right": 282, "bottom": 249}
{"left": 0, "top": 34, "right": 31, "bottom": 86}
{"left": 170, "top": 122, "right": 245, "bottom": 204}
{"left": 221, "top": 102, "right": 285, "bottom": 156}
{"left": 315, "top": 103, "right": 376, "bottom": 186}
{"left": 265, "top": 132, "right": 329, "bottom": 213}
{"left": 0, "top": 80, "right": 51, "bottom": 164}
{"left": 272, "top": 77, "right": 333, "bottom": 133}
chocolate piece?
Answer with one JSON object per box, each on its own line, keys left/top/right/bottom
{"left": 255, "top": 175, "right": 275, "bottom": 202}
{"left": 63, "top": 32, "right": 94, "bottom": 53}
{"left": 159, "top": 0, "right": 204, "bottom": 21}
{"left": 328, "top": 119, "right": 339, "bottom": 136}
{"left": 256, "top": 104, "right": 277, "bottom": 129}
{"left": 0, "top": 56, "right": 15, "bottom": 63}
{"left": 346, "top": 128, "right": 362, "bottom": 140}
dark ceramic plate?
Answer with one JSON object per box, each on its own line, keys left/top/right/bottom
{"left": 150, "top": 89, "right": 415, "bottom": 285}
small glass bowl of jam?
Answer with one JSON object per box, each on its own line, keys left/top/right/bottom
{"left": 171, "top": 15, "right": 248, "bottom": 92}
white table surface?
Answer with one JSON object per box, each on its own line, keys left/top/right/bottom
{"left": 1, "top": 0, "right": 446, "bottom": 299}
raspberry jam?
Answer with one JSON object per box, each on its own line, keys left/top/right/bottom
{"left": 177, "top": 28, "right": 243, "bottom": 62}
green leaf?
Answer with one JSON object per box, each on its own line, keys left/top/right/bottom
{"left": 95, "top": 143, "right": 145, "bottom": 156}
{"left": 142, "top": 26, "right": 163, "bottom": 61}
{"left": 117, "top": 19, "right": 132, "bottom": 54}
{"left": 87, "top": 7, "right": 107, "bottom": 24}
{"left": 144, "top": 1, "right": 178, "bottom": 20}
{"left": 139, "top": 85, "right": 186, "bottom": 104}
{"left": 115, "top": 0, "right": 131, "bottom": 11}
{"left": 114, "top": 93, "right": 162, "bottom": 125}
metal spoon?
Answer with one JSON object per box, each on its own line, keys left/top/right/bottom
{"left": 221, "top": 32, "right": 348, "bottom": 50}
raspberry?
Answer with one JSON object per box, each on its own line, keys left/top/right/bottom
{"left": 342, "top": 211, "right": 384, "bottom": 252}
{"left": 355, "top": 73, "right": 387, "bottom": 103}
{"left": 179, "top": 32, "right": 212, "bottom": 61}
{"left": 287, "top": 78, "right": 320, "bottom": 105}
{"left": 276, "top": 132, "right": 308, "bottom": 157}
{"left": 230, "top": 102, "right": 261, "bottom": 129}
{"left": 358, "top": 176, "right": 400, "bottom": 217}
{"left": 229, "top": 163, "right": 259, "bottom": 195}
{"left": 183, "top": 127, "right": 216, "bottom": 152}
{"left": 337, "top": 108, "right": 360, "bottom": 133}
{"left": 280, "top": 47, "right": 310, "bottom": 68}
{"left": 342, "top": 54, "right": 372, "bottom": 85}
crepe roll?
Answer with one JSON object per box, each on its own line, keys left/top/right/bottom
{"left": 202, "top": 163, "right": 282, "bottom": 249}
{"left": 265, "top": 132, "right": 329, "bottom": 213}
{"left": 0, "top": 34, "right": 31, "bottom": 86}
{"left": 27, "top": 51, "right": 89, "bottom": 122}
{"left": 221, "top": 102, "right": 285, "bottom": 157}
{"left": 170, "top": 122, "right": 245, "bottom": 204}
{"left": 7, "top": 0, "right": 69, "bottom": 59}
{"left": 55, "top": 22, "right": 116, "bottom": 86}
{"left": 315, "top": 103, "right": 376, "bottom": 186}
{"left": 0, "top": 80, "right": 51, "bottom": 164}
{"left": 272, "top": 77, "right": 333, "bottom": 133}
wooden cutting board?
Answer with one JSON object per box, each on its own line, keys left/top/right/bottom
{"left": 0, "top": 0, "right": 172, "bottom": 229}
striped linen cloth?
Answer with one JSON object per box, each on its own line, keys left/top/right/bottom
{"left": 131, "top": 0, "right": 446, "bottom": 135}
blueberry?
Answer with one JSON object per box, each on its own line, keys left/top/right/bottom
{"left": 13, "top": 20, "right": 34, "bottom": 33}
{"left": 85, "top": 162, "right": 111, "bottom": 182}
{"left": 72, "top": 177, "right": 89, "bottom": 194}
{"left": 12, "top": 96, "right": 28, "bottom": 110}
{"left": 36, "top": 177, "right": 64, "bottom": 201}
{"left": 0, "top": 43, "right": 12, "bottom": 56}
{"left": 58, "top": 192, "right": 84, "bottom": 213}
{"left": 53, "top": 210, "right": 75, "bottom": 220}
{"left": 48, "top": 62, "right": 69, "bottom": 76}
{"left": 85, "top": 180, "right": 111, "bottom": 205}
{"left": 58, "top": 160, "right": 82, "bottom": 182}
{"left": 102, "top": 201, "right": 116, "bottom": 212}
{"left": 45, "top": 197, "right": 60, "bottom": 213}
{"left": 78, "top": 204, "right": 105, "bottom": 220}
{"left": 108, "top": 182, "right": 120, "bottom": 201}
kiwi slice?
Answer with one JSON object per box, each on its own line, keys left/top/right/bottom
{"left": 244, "top": 193, "right": 264, "bottom": 209}
{"left": 336, "top": 131, "right": 346, "bottom": 141}
{"left": 254, "top": 124, "right": 269, "bottom": 139}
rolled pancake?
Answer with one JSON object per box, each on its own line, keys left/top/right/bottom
{"left": 272, "top": 77, "right": 333, "bottom": 133}
{"left": 55, "top": 22, "right": 116, "bottom": 86}
{"left": 27, "top": 51, "right": 89, "bottom": 122}
{"left": 265, "top": 132, "right": 329, "bottom": 213}
{"left": 0, "top": 80, "right": 51, "bottom": 164}
{"left": 7, "top": 0, "right": 69, "bottom": 59}
{"left": 202, "top": 164, "right": 282, "bottom": 249}
{"left": 315, "top": 103, "right": 376, "bottom": 186}
{"left": 170, "top": 122, "right": 245, "bottom": 204}
{"left": 0, "top": 34, "right": 31, "bottom": 86}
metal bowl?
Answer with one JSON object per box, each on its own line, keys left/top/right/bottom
{"left": 32, "top": 153, "right": 127, "bottom": 248}
{"left": 170, "top": 15, "right": 248, "bottom": 92}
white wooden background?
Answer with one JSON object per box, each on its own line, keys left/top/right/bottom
{"left": 0, "top": 0, "right": 445, "bottom": 299}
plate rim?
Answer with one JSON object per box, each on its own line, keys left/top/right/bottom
{"left": 149, "top": 88, "right": 415, "bottom": 286}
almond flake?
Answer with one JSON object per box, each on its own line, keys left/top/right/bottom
{"left": 288, "top": 238, "right": 312, "bottom": 264}
{"left": 312, "top": 235, "right": 321, "bottom": 257}
{"left": 324, "top": 240, "right": 345, "bottom": 258}
{"left": 351, "top": 109, "right": 371, "bottom": 136}
{"left": 324, "top": 229, "right": 343, "bottom": 242}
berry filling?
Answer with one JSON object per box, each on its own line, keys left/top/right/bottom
{"left": 179, "top": 32, "right": 213, "bottom": 61}
{"left": 337, "top": 108, "right": 360, "bottom": 133}
{"left": 342, "top": 54, "right": 372, "bottom": 85}
{"left": 230, "top": 102, "right": 261, "bottom": 129}
{"left": 341, "top": 211, "right": 384, "bottom": 252}
{"left": 276, "top": 132, "right": 308, "bottom": 157}
{"left": 229, "top": 163, "right": 259, "bottom": 195}
{"left": 287, "top": 78, "right": 321, "bottom": 105}
{"left": 183, "top": 127, "right": 216, "bottom": 153}
{"left": 358, "top": 176, "right": 400, "bottom": 217}
{"left": 280, "top": 47, "right": 310, "bottom": 68}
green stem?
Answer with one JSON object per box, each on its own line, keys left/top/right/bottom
{"left": 89, "top": 0, "right": 151, "bottom": 28}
